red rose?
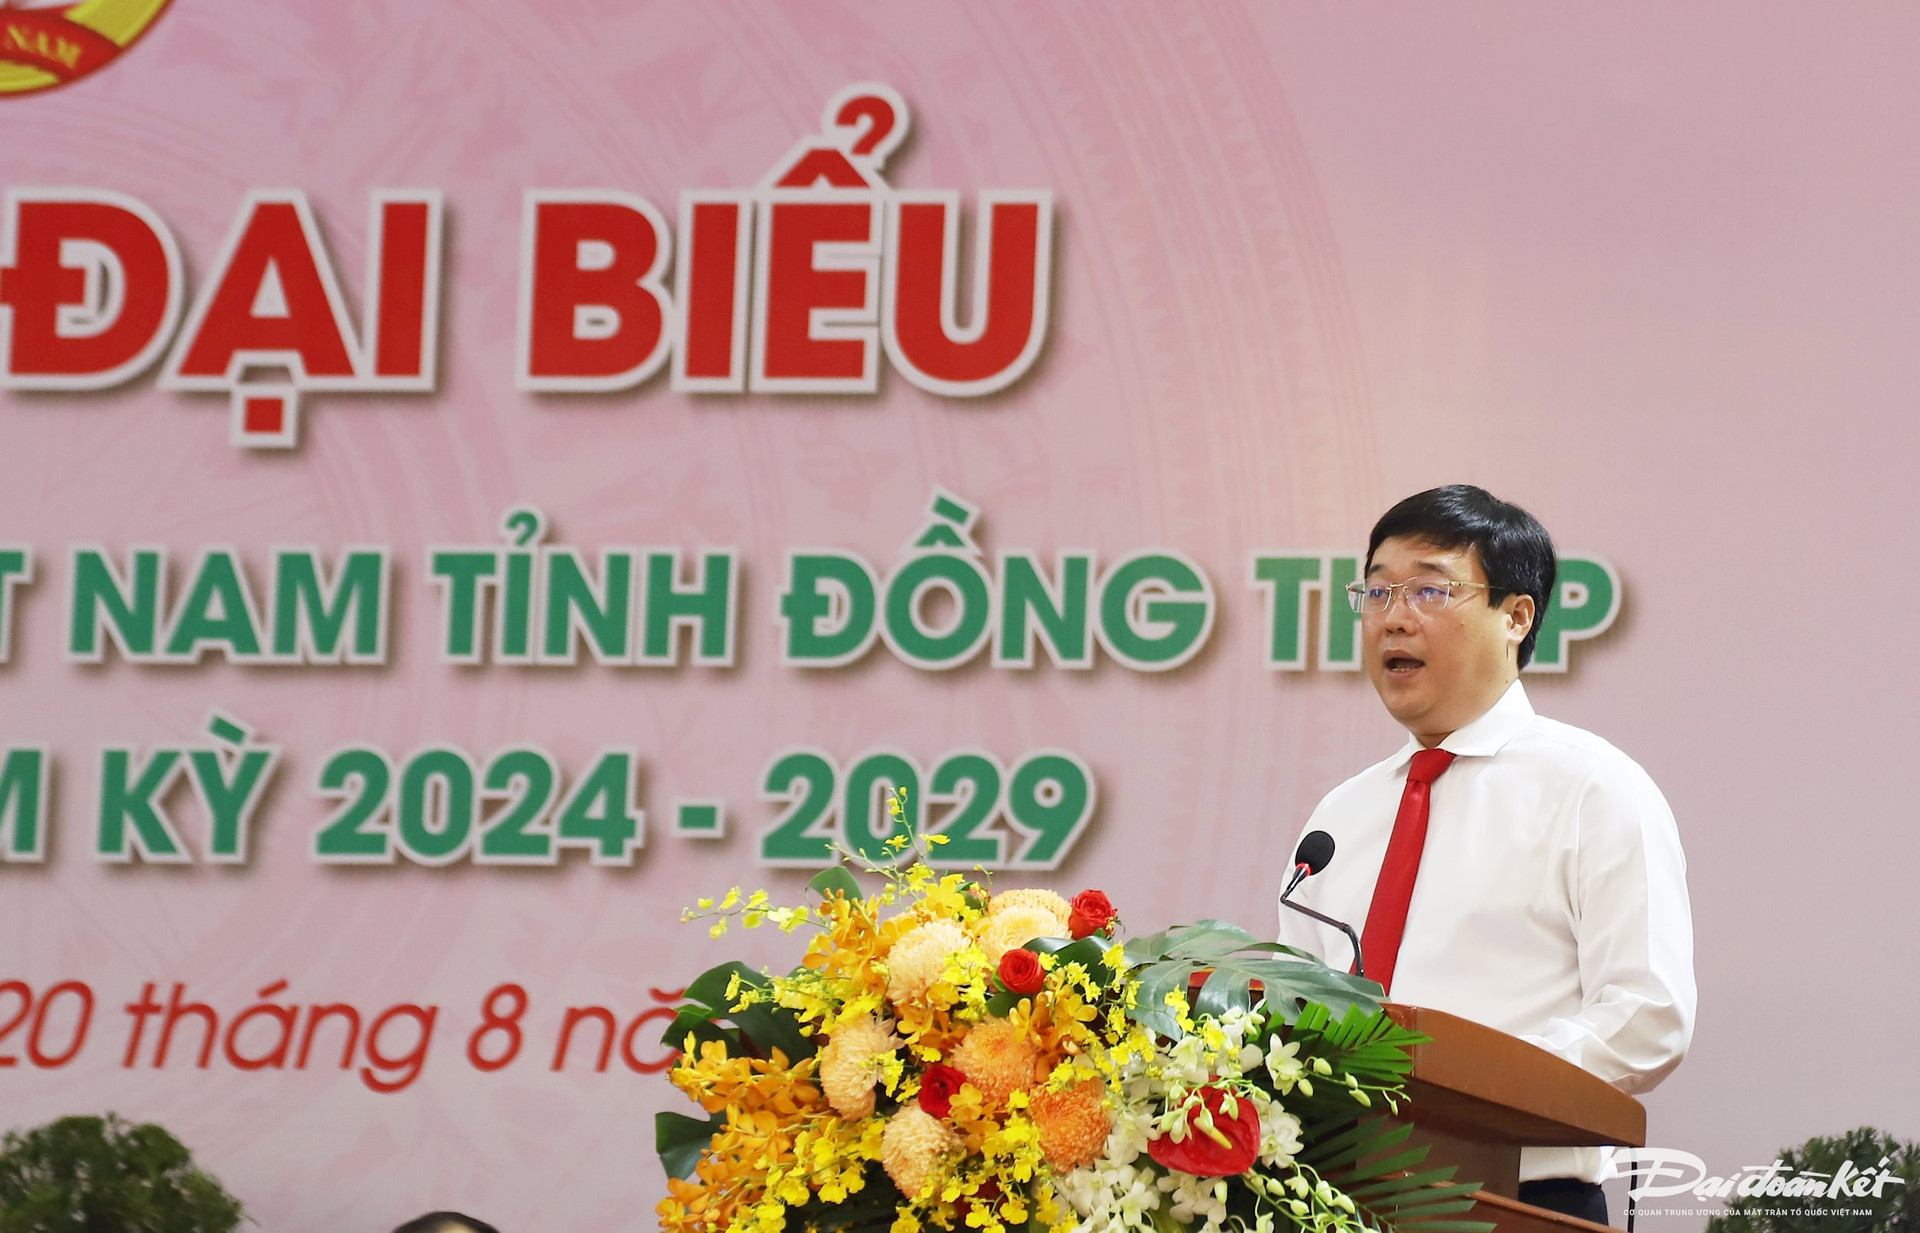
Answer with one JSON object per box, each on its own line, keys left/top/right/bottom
{"left": 1148, "top": 1086, "right": 1262, "bottom": 1177}
{"left": 998, "top": 947, "right": 1046, "bottom": 996}
{"left": 918, "top": 1063, "right": 967, "bottom": 1118}
{"left": 1068, "top": 889, "right": 1117, "bottom": 939}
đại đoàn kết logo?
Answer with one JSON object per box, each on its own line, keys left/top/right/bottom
{"left": 0, "top": 0, "right": 171, "bottom": 97}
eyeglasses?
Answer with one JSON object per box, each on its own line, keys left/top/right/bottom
{"left": 1345, "top": 577, "right": 1493, "bottom": 615}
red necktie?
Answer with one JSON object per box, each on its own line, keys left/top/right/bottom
{"left": 1359, "top": 747, "right": 1456, "bottom": 997}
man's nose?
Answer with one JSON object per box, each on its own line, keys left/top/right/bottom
{"left": 1379, "top": 590, "right": 1418, "bottom": 630}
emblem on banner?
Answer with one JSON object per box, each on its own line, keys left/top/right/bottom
{"left": 0, "top": 0, "right": 172, "bottom": 97}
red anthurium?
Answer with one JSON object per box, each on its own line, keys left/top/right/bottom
{"left": 1147, "top": 1086, "right": 1261, "bottom": 1177}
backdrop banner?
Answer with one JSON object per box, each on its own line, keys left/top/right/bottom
{"left": 5, "top": 6, "right": 1918, "bottom": 1232}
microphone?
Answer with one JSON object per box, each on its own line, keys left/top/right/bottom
{"left": 1282, "top": 830, "right": 1335, "bottom": 899}
{"left": 1279, "top": 830, "right": 1368, "bottom": 980}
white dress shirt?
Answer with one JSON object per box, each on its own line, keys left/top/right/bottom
{"left": 1277, "top": 681, "right": 1696, "bottom": 1184}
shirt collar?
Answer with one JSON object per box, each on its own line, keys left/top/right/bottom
{"left": 1386, "top": 679, "right": 1535, "bottom": 770}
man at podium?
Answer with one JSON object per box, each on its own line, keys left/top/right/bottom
{"left": 1277, "top": 485, "right": 1696, "bottom": 1226}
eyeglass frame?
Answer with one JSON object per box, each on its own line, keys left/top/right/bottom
{"left": 1344, "top": 576, "right": 1496, "bottom": 616}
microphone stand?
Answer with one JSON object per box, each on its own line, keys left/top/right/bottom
{"left": 1280, "top": 893, "right": 1366, "bottom": 981}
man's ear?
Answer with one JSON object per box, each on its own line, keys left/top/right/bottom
{"left": 1507, "top": 593, "right": 1536, "bottom": 652}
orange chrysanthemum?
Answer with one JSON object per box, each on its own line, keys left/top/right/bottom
{"left": 977, "top": 906, "right": 1066, "bottom": 964}
{"left": 1029, "top": 1079, "right": 1111, "bottom": 1170}
{"left": 886, "top": 918, "right": 969, "bottom": 1004}
{"left": 818, "top": 1014, "right": 900, "bottom": 1118}
{"left": 989, "top": 887, "right": 1074, "bottom": 922}
{"left": 881, "top": 1105, "right": 961, "bottom": 1199}
{"left": 949, "top": 1018, "right": 1042, "bottom": 1108}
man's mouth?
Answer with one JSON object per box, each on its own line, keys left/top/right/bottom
{"left": 1383, "top": 654, "right": 1425, "bottom": 675}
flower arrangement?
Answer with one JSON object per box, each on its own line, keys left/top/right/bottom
{"left": 656, "top": 819, "right": 1488, "bottom": 1233}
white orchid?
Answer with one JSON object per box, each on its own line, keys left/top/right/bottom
{"left": 1257, "top": 1101, "right": 1305, "bottom": 1166}
{"left": 1265, "top": 1037, "right": 1306, "bottom": 1092}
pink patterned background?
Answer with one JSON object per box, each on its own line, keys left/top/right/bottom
{"left": 5, "top": 4, "right": 1918, "bottom": 1231}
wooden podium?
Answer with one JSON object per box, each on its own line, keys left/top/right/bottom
{"left": 1384, "top": 1004, "right": 1642, "bottom": 1233}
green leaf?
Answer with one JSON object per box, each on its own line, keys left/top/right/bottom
{"left": 657, "top": 1011, "right": 734, "bottom": 1053}
{"left": 729, "top": 1002, "right": 816, "bottom": 1062}
{"left": 1158, "top": 919, "right": 1263, "bottom": 959}
{"left": 1236, "top": 959, "right": 1381, "bottom": 1021}
{"left": 1343, "top": 1166, "right": 1462, "bottom": 1198}
{"left": 807, "top": 865, "right": 863, "bottom": 901}
{"left": 1192, "top": 968, "right": 1255, "bottom": 1018}
{"left": 655, "top": 1110, "right": 725, "bottom": 1180}
{"left": 1300, "top": 1115, "right": 1413, "bottom": 1171}
{"left": 1127, "top": 959, "right": 1200, "bottom": 1038}
{"left": 1300, "top": 1116, "right": 1492, "bottom": 1233}
{"left": 682, "top": 960, "right": 766, "bottom": 1011}
{"left": 1288, "top": 1006, "right": 1427, "bottom": 1092}
{"left": 1369, "top": 1196, "right": 1482, "bottom": 1219}
{"left": 663, "top": 961, "right": 813, "bottom": 1060}
{"left": 1122, "top": 928, "right": 1178, "bottom": 966}
{"left": 1028, "top": 935, "right": 1114, "bottom": 977}
{"left": 1127, "top": 1002, "right": 1185, "bottom": 1040}
{"left": 1344, "top": 1145, "right": 1430, "bottom": 1183}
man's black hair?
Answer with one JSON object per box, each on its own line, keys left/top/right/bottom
{"left": 393, "top": 1215, "right": 501, "bottom": 1233}
{"left": 1365, "top": 485, "right": 1557, "bottom": 669}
